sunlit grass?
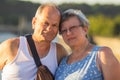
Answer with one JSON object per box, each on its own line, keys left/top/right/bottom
{"left": 94, "top": 36, "right": 120, "bottom": 62}
{"left": 114, "top": 53, "right": 120, "bottom": 62}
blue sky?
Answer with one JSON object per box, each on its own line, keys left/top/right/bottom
{"left": 21, "top": 0, "right": 120, "bottom": 5}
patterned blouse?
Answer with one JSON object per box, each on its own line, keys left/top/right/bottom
{"left": 55, "top": 46, "right": 104, "bottom": 80}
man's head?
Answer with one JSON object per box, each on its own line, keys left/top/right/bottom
{"left": 32, "top": 3, "right": 61, "bottom": 42}
{"left": 34, "top": 3, "right": 61, "bottom": 18}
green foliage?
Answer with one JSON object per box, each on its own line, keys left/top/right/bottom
{"left": 4, "top": 15, "right": 18, "bottom": 25}
{"left": 0, "top": 0, "right": 39, "bottom": 25}
{"left": 113, "top": 15, "right": 120, "bottom": 37}
{"left": 88, "top": 14, "right": 120, "bottom": 37}
{"left": 0, "top": 1, "right": 120, "bottom": 37}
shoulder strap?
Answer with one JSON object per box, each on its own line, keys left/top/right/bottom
{"left": 79, "top": 46, "right": 100, "bottom": 75}
{"left": 26, "top": 34, "right": 41, "bottom": 67}
{"left": 97, "top": 46, "right": 102, "bottom": 72}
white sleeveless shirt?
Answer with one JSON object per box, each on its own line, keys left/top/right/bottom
{"left": 2, "top": 36, "right": 58, "bottom": 80}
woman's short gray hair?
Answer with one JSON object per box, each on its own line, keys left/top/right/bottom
{"left": 61, "top": 9, "right": 89, "bottom": 27}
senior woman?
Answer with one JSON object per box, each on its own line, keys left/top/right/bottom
{"left": 55, "top": 9, "right": 120, "bottom": 80}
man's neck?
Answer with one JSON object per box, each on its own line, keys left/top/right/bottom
{"left": 32, "top": 35, "right": 51, "bottom": 58}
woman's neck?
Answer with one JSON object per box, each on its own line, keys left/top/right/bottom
{"left": 67, "top": 40, "right": 93, "bottom": 64}
{"left": 72, "top": 39, "right": 89, "bottom": 53}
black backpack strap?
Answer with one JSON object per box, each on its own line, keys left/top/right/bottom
{"left": 26, "top": 35, "right": 41, "bottom": 67}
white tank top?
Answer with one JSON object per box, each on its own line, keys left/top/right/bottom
{"left": 2, "top": 36, "right": 58, "bottom": 80}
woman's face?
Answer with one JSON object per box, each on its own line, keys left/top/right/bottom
{"left": 61, "top": 16, "right": 88, "bottom": 47}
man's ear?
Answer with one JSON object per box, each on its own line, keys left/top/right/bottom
{"left": 32, "top": 17, "right": 37, "bottom": 29}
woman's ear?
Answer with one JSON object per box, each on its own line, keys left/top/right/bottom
{"left": 83, "top": 26, "right": 88, "bottom": 33}
{"left": 32, "top": 17, "right": 37, "bottom": 29}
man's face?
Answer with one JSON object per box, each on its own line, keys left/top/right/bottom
{"left": 32, "top": 7, "right": 60, "bottom": 42}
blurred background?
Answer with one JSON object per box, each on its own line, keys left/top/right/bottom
{"left": 0, "top": 0, "right": 120, "bottom": 79}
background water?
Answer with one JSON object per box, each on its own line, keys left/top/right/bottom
{"left": 0, "top": 32, "right": 18, "bottom": 43}
{"left": 0, "top": 71, "right": 1, "bottom": 80}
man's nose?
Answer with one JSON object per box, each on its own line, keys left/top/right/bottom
{"left": 46, "top": 25, "right": 52, "bottom": 31}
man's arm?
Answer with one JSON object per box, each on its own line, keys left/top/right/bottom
{"left": 56, "top": 43, "right": 68, "bottom": 65}
{"left": 0, "top": 38, "right": 19, "bottom": 70}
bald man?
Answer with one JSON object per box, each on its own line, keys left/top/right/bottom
{"left": 0, "top": 3, "right": 67, "bottom": 80}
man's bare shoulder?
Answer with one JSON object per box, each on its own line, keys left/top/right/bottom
{"left": 0, "top": 37, "right": 20, "bottom": 69}
{"left": 56, "top": 43, "right": 68, "bottom": 55}
{"left": 56, "top": 43, "right": 68, "bottom": 64}
{"left": 0, "top": 37, "right": 19, "bottom": 50}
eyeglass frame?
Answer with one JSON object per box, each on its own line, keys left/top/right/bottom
{"left": 60, "top": 24, "right": 83, "bottom": 35}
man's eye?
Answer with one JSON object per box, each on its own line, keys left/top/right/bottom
{"left": 43, "top": 22, "right": 49, "bottom": 27}
{"left": 52, "top": 24, "right": 58, "bottom": 28}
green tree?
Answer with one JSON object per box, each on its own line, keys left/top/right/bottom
{"left": 88, "top": 14, "right": 114, "bottom": 37}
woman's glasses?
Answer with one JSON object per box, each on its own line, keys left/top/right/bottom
{"left": 61, "top": 24, "right": 83, "bottom": 35}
